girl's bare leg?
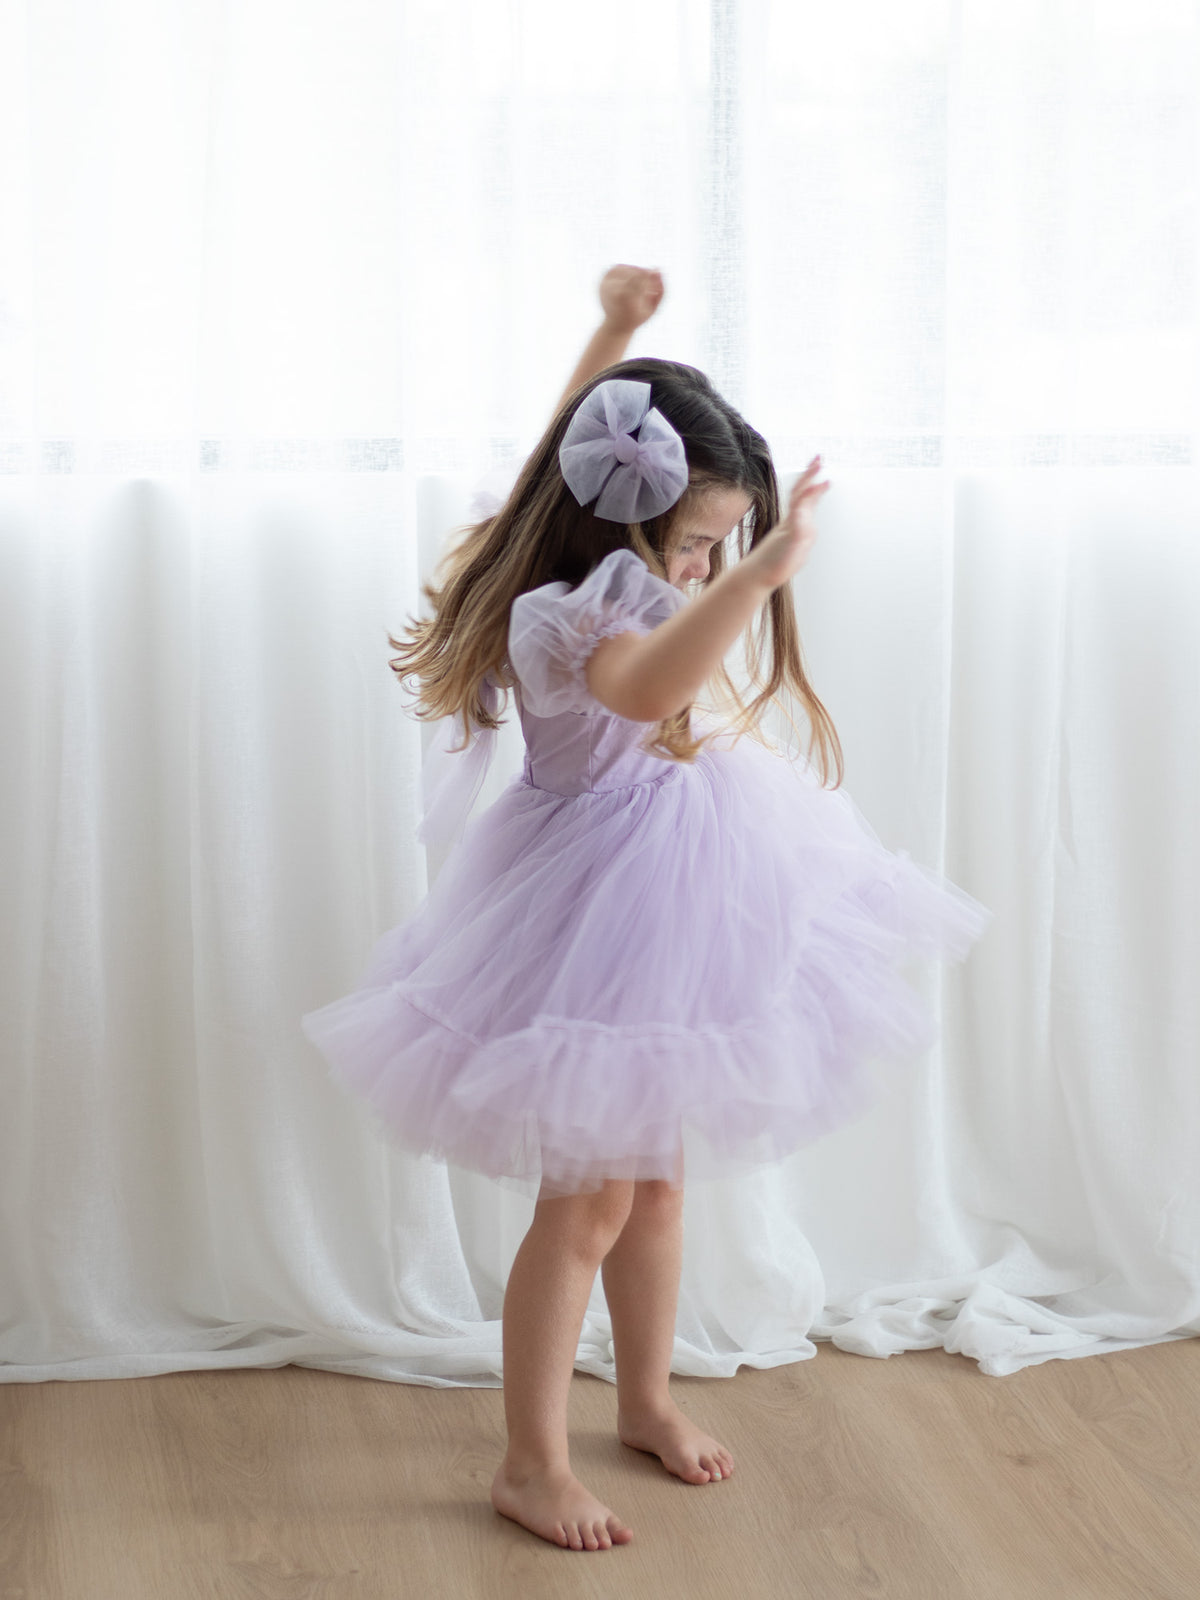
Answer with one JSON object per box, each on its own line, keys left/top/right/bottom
{"left": 600, "top": 1179, "right": 735, "bottom": 1485}
{"left": 491, "top": 1179, "right": 636, "bottom": 1550}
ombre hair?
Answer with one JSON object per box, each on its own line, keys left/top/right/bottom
{"left": 388, "top": 357, "right": 844, "bottom": 787}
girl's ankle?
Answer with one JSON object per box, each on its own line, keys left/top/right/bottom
{"left": 616, "top": 1393, "right": 674, "bottom": 1422}
{"left": 498, "top": 1447, "right": 572, "bottom": 1483}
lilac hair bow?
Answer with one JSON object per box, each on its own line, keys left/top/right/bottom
{"left": 558, "top": 378, "right": 689, "bottom": 523}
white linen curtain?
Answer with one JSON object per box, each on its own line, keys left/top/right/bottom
{"left": 1, "top": 0, "right": 1197, "bottom": 1385}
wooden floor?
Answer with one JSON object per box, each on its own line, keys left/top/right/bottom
{"left": 3, "top": 1337, "right": 1198, "bottom": 1600}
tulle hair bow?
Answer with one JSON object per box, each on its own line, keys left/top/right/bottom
{"left": 558, "top": 378, "right": 689, "bottom": 523}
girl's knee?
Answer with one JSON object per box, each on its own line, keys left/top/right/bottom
{"left": 534, "top": 1180, "right": 635, "bottom": 1260}
{"left": 630, "top": 1178, "right": 684, "bottom": 1218}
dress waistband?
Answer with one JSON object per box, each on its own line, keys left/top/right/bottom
{"left": 518, "top": 764, "right": 683, "bottom": 800}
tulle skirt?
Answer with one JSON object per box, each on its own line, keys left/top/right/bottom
{"left": 300, "top": 732, "right": 991, "bottom": 1197}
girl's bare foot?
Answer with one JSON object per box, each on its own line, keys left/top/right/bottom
{"left": 617, "top": 1399, "right": 735, "bottom": 1485}
{"left": 491, "top": 1459, "right": 634, "bottom": 1550}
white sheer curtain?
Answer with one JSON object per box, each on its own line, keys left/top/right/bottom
{"left": 2, "top": 0, "right": 1197, "bottom": 1385}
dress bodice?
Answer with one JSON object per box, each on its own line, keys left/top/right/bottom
{"left": 506, "top": 547, "right": 687, "bottom": 796}
{"left": 514, "top": 690, "right": 675, "bottom": 797}
{"left": 416, "top": 547, "right": 686, "bottom": 851}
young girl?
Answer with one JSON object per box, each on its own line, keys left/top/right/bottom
{"left": 301, "top": 265, "right": 990, "bottom": 1552}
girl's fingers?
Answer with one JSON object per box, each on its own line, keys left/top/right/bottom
{"left": 791, "top": 458, "right": 822, "bottom": 494}
{"left": 791, "top": 476, "right": 825, "bottom": 505}
{"left": 789, "top": 475, "right": 830, "bottom": 523}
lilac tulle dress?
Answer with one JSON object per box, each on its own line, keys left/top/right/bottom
{"left": 301, "top": 547, "right": 991, "bottom": 1197}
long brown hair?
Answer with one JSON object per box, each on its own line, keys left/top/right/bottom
{"left": 388, "top": 357, "right": 844, "bottom": 787}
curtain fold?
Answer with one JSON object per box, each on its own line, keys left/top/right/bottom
{"left": 2, "top": 0, "right": 1197, "bottom": 1384}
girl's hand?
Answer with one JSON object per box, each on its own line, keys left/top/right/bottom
{"left": 740, "top": 457, "right": 831, "bottom": 592}
{"left": 598, "top": 264, "right": 665, "bottom": 334}
{"left": 555, "top": 265, "right": 665, "bottom": 409}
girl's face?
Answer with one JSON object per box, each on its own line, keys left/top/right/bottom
{"left": 665, "top": 485, "right": 755, "bottom": 589}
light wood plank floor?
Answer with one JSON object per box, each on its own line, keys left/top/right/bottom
{"left": 2, "top": 1337, "right": 1197, "bottom": 1600}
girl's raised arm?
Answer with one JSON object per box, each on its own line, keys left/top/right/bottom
{"left": 555, "top": 265, "right": 665, "bottom": 410}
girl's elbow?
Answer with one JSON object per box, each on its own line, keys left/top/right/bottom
{"left": 606, "top": 685, "right": 688, "bottom": 723}
{"left": 584, "top": 636, "right": 689, "bottom": 722}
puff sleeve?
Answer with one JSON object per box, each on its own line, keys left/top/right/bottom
{"left": 507, "top": 547, "right": 685, "bottom": 718}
